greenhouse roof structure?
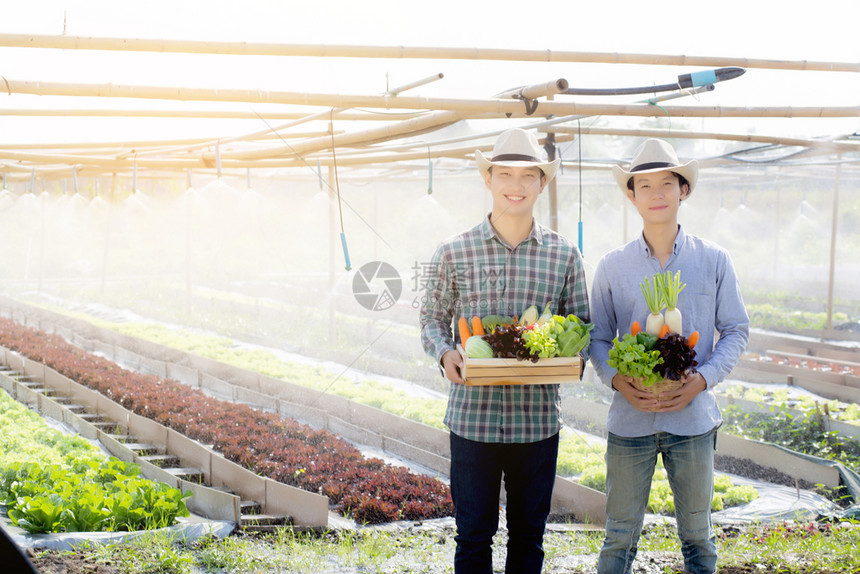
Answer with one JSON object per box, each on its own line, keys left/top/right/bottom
{"left": 0, "top": 33, "right": 858, "bottom": 187}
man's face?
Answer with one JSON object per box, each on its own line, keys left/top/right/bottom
{"left": 484, "top": 164, "right": 546, "bottom": 218}
{"left": 627, "top": 170, "right": 689, "bottom": 225}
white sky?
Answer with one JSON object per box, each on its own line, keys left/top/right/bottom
{"left": 1, "top": 0, "right": 858, "bottom": 142}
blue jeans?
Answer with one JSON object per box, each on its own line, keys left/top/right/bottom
{"left": 449, "top": 432, "right": 559, "bottom": 574}
{"left": 597, "top": 429, "right": 718, "bottom": 574}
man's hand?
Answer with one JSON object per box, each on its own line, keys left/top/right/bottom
{"left": 654, "top": 372, "right": 707, "bottom": 412}
{"left": 611, "top": 373, "right": 660, "bottom": 412}
{"left": 441, "top": 349, "right": 465, "bottom": 384}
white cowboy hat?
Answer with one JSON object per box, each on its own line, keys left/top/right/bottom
{"left": 475, "top": 128, "right": 560, "bottom": 182}
{"left": 612, "top": 138, "right": 699, "bottom": 194}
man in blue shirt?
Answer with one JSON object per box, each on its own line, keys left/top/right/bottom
{"left": 589, "top": 139, "right": 749, "bottom": 574}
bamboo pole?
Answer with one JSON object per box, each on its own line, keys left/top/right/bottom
{"left": 229, "top": 77, "right": 570, "bottom": 164}
{"left": 168, "top": 79, "right": 568, "bottom": 165}
{"left": 0, "top": 150, "right": 196, "bottom": 168}
{"left": 220, "top": 110, "right": 468, "bottom": 162}
{"left": 548, "top": 126, "right": 860, "bottom": 152}
{"left": 546, "top": 132, "right": 558, "bottom": 232}
{"left": 4, "top": 79, "right": 860, "bottom": 120}
{"left": 2, "top": 34, "right": 857, "bottom": 72}
{"left": 0, "top": 132, "right": 336, "bottom": 151}
{"left": 495, "top": 79, "right": 569, "bottom": 100}
{"left": 386, "top": 73, "right": 445, "bottom": 95}
{"left": 2, "top": 127, "right": 858, "bottom": 174}
{"left": 331, "top": 85, "right": 718, "bottom": 159}
{"left": 88, "top": 73, "right": 447, "bottom": 161}
{"left": 6, "top": 152, "right": 850, "bottom": 185}
{"left": 0, "top": 108, "right": 396, "bottom": 120}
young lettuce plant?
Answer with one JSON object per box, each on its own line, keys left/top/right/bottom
{"left": 607, "top": 332, "right": 664, "bottom": 387}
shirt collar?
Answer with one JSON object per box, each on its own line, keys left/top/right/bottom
{"left": 480, "top": 213, "right": 543, "bottom": 246}
{"left": 637, "top": 224, "right": 686, "bottom": 256}
{"left": 673, "top": 225, "right": 687, "bottom": 253}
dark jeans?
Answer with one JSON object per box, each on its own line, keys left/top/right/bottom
{"left": 449, "top": 432, "right": 559, "bottom": 574}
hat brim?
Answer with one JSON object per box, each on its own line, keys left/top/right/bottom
{"left": 476, "top": 149, "right": 560, "bottom": 182}
{"left": 612, "top": 159, "right": 698, "bottom": 195}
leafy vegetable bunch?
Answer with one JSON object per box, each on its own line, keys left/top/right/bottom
{"left": 482, "top": 324, "right": 538, "bottom": 362}
{"left": 523, "top": 314, "right": 593, "bottom": 359}
{"left": 607, "top": 269, "right": 699, "bottom": 387}
{"left": 607, "top": 330, "right": 698, "bottom": 387}
{"left": 607, "top": 332, "right": 665, "bottom": 387}
{"left": 654, "top": 332, "right": 698, "bottom": 381}
{"left": 462, "top": 303, "right": 593, "bottom": 361}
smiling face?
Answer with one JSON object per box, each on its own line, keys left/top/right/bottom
{"left": 484, "top": 164, "right": 546, "bottom": 220}
{"left": 627, "top": 170, "right": 690, "bottom": 226}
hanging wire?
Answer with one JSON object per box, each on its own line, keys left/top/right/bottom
{"left": 215, "top": 140, "right": 222, "bottom": 179}
{"left": 577, "top": 119, "right": 583, "bottom": 255}
{"left": 330, "top": 110, "right": 351, "bottom": 271}
{"left": 249, "top": 107, "right": 390, "bottom": 251}
{"left": 650, "top": 102, "right": 672, "bottom": 134}
{"left": 427, "top": 146, "right": 433, "bottom": 195}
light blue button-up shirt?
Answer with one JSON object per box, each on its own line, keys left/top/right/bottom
{"left": 589, "top": 225, "right": 749, "bottom": 437}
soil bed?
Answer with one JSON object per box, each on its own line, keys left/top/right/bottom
{"left": 25, "top": 520, "right": 858, "bottom": 574}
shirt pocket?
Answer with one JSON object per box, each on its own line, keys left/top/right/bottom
{"left": 682, "top": 289, "right": 715, "bottom": 335}
{"left": 467, "top": 263, "right": 507, "bottom": 315}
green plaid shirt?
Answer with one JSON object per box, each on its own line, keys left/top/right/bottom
{"left": 419, "top": 215, "right": 590, "bottom": 443}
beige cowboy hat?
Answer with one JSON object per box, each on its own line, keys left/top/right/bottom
{"left": 612, "top": 138, "right": 699, "bottom": 194}
{"left": 475, "top": 128, "right": 561, "bottom": 182}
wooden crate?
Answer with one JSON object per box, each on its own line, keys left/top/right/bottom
{"left": 458, "top": 346, "right": 583, "bottom": 386}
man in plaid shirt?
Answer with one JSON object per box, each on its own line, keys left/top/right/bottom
{"left": 420, "top": 128, "right": 589, "bottom": 574}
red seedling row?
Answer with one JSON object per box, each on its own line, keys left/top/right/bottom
{"left": 0, "top": 318, "right": 453, "bottom": 524}
{"left": 745, "top": 352, "right": 860, "bottom": 377}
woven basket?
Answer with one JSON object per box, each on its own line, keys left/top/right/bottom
{"left": 630, "top": 376, "right": 684, "bottom": 396}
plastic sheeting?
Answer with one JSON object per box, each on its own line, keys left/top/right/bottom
{"left": 5, "top": 516, "right": 235, "bottom": 551}
{"left": 711, "top": 474, "right": 840, "bottom": 523}
{"left": 760, "top": 443, "right": 860, "bottom": 521}
{"left": 716, "top": 437, "right": 860, "bottom": 520}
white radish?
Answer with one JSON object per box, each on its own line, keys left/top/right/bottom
{"left": 645, "top": 311, "right": 664, "bottom": 337}
{"left": 664, "top": 307, "right": 682, "bottom": 334}
{"left": 640, "top": 275, "right": 665, "bottom": 336}
{"left": 661, "top": 270, "right": 686, "bottom": 334}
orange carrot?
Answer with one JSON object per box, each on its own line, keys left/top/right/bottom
{"left": 658, "top": 323, "right": 670, "bottom": 339}
{"left": 458, "top": 316, "right": 471, "bottom": 345}
{"left": 630, "top": 321, "right": 642, "bottom": 336}
{"left": 471, "top": 316, "right": 486, "bottom": 337}
{"left": 687, "top": 331, "right": 700, "bottom": 348}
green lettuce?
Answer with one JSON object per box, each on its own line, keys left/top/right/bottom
{"left": 523, "top": 314, "right": 593, "bottom": 359}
